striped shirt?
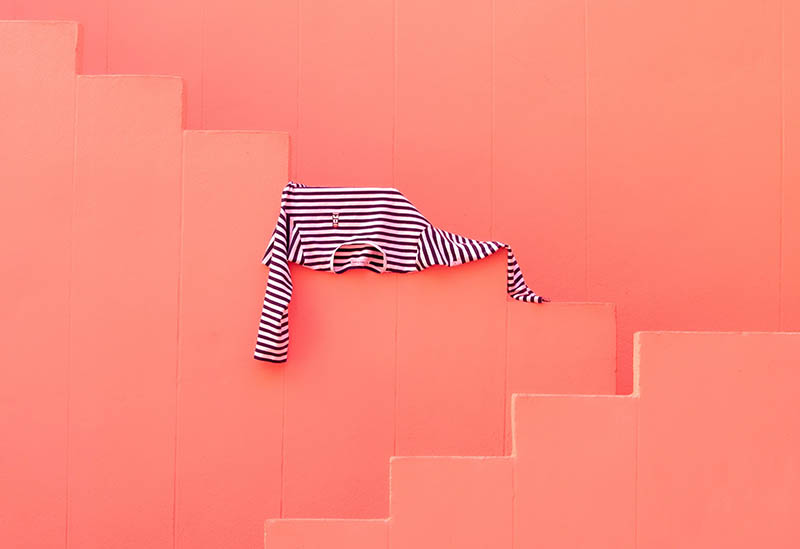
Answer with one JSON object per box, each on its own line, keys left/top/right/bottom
{"left": 254, "top": 181, "right": 546, "bottom": 363}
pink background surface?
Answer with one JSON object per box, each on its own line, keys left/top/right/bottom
{"left": 264, "top": 332, "right": 800, "bottom": 549}
{"left": 1, "top": 20, "right": 615, "bottom": 548}
{"left": 2, "top": 3, "right": 800, "bottom": 547}
{"left": 4, "top": 0, "right": 799, "bottom": 394}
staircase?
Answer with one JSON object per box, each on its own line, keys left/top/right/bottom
{"left": 265, "top": 332, "right": 800, "bottom": 549}
{"left": 1, "top": 19, "right": 799, "bottom": 549}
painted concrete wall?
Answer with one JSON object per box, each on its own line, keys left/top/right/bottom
{"left": 0, "top": 21, "right": 615, "bottom": 549}
{"left": 3, "top": 1, "right": 799, "bottom": 395}
{"left": 265, "top": 332, "right": 800, "bottom": 549}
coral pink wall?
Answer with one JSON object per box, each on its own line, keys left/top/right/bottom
{"left": 264, "top": 332, "right": 800, "bottom": 549}
{"left": 1, "top": 20, "right": 616, "bottom": 549}
{"left": 3, "top": 1, "right": 800, "bottom": 546}
{"left": 4, "top": 0, "right": 799, "bottom": 394}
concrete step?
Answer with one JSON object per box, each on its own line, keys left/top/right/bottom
{"left": 176, "top": 130, "right": 289, "bottom": 548}
{"left": 636, "top": 332, "right": 800, "bottom": 548}
{"left": 504, "top": 300, "right": 616, "bottom": 452}
{"left": 389, "top": 456, "right": 513, "bottom": 549}
{"left": 69, "top": 73, "right": 183, "bottom": 549}
{"left": 0, "top": 19, "right": 78, "bottom": 548}
{"left": 265, "top": 332, "right": 800, "bottom": 549}
{"left": 511, "top": 394, "right": 637, "bottom": 548}
{"left": 282, "top": 255, "right": 616, "bottom": 518}
{"left": 265, "top": 519, "right": 388, "bottom": 549}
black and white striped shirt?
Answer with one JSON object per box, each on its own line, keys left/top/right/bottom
{"left": 254, "top": 181, "right": 546, "bottom": 363}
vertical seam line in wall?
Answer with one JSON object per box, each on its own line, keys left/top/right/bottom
{"left": 490, "top": 0, "right": 496, "bottom": 239}
{"left": 104, "top": 0, "right": 109, "bottom": 72}
{"left": 294, "top": 0, "right": 301, "bottom": 181}
{"left": 392, "top": 0, "right": 399, "bottom": 458}
{"left": 393, "top": 277, "right": 399, "bottom": 456}
{"left": 614, "top": 303, "right": 620, "bottom": 384}
{"left": 502, "top": 300, "right": 510, "bottom": 454}
{"left": 281, "top": 0, "right": 300, "bottom": 516}
{"left": 65, "top": 68, "right": 80, "bottom": 549}
{"left": 510, "top": 422, "right": 516, "bottom": 548}
{"left": 279, "top": 359, "right": 287, "bottom": 517}
{"left": 493, "top": 0, "right": 510, "bottom": 457}
{"left": 392, "top": 0, "right": 398, "bottom": 197}
{"left": 779, "top": 0, "right": 784, "bottom": 329}
{"left": 172, "top": 132, "right": 186, "bottom": 549}
{"left": 584, "top": 0, "right": 590, "bottom": 299}
{"left": 633, "top": 400, "right": 640, "bottom": 548}
{"left": 200, "top": 4, "right": 206, "bottom": 129}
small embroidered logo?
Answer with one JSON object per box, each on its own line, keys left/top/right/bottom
{"left": 332, "top": 212, "right": 339, "bottom": 228}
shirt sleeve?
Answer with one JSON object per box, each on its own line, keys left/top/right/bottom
{"left": 503, "top": 245, "right": 543, "bottom": 303}
{"left": 254, "top": 187, "right": 295, "bottom": 363}
{"left": 415, "top": 224, "right": 544, "bottom": 303}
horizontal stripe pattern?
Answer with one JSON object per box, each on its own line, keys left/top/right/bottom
{"left": 254, "top": 181, "right": 544, "bottom": 363}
